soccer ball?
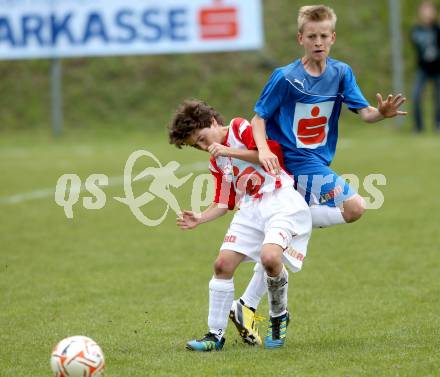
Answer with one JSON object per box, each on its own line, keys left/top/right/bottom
{"left": 50, "top": 336, "right": 105, "bottom": 377}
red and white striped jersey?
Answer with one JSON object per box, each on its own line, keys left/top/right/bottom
{"left": 209, "top": 118, "right": 294, "bottom": 210}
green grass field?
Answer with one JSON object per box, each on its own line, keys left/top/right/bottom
{"left": 1, "top": 122, "right": 439, "bottom": 376}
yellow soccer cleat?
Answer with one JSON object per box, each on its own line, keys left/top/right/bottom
{"left": 229, "top": 299, "right": 263, "bottom": 346}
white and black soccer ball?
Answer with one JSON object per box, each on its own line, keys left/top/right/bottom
{"left": 50, "top": 335, "right": 105, "bottom": 377}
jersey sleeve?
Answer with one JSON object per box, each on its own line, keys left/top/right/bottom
{"left": 230, "top": 119, "right": 287, "bottom": 173}
{"left": 342, "top": 65, "right": 370, "bottom": 112}
{"left": 209, "top": 158, "right": 236, "bottom": 210}
{"left": 230, "top": 118, "right": 257, "bottom": 149}
{"left": 254, "top": 68, "right": 289, "bottom": 120}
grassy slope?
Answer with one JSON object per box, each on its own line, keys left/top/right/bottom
{"left": 0, "top": 1, "right": 434, "bottom": 133}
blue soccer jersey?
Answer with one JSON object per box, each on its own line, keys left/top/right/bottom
{"left": 254, "top": 58, "right": 369, "bottom": 206}
{"left": 254, "top": 58, "right": 369, "bottom": 174}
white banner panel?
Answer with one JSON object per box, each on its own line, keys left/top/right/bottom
{"left": 0, "top": 0, "right": 263, "bottom": 60}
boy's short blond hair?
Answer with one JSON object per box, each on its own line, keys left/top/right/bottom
{"left": 297, "top": 5, "right": 337, "bottom": 33}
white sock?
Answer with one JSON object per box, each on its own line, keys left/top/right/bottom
{"left": 240, "top": 263, "right": 267, "bottom": 310}
{"left": 266, "top": 267, "right": 288, "bottom": 318}
{"left": 310, "top": 204, "right": 346, "bottom": 228}
{"left": 208, "top": 277, "right": 234, "bottom": 339}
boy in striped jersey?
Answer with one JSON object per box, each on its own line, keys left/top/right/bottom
{"left": 169, "top": 99, "right": 312, "bottom": 350}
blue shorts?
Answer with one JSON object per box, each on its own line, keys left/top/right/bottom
{"left": 292, "top": 166, "right": 357, "bottom": 207}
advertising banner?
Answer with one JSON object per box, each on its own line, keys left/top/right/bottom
{"left": 0, "top": 0, "right": 263, "bottom": 60}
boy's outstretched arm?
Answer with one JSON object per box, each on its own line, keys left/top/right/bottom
{"left": 177, "top": 203, "right": 228, "bottom": 230}
{"left": 251, "top": 114, "right": 281, "bottom": 175}
{"left": 358, "top": 93, "right": 407, "bottom": 123}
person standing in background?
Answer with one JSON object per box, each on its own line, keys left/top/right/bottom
{"left": 411, "top": 1, "right": 440, "bottom": 133}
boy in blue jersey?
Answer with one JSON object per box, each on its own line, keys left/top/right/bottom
{"left": 229, "top": 5, "right": 408, "bottom": 345}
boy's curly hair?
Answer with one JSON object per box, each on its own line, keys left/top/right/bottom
{"left": 169, "top": 99, "right": 224, "bottom": 148}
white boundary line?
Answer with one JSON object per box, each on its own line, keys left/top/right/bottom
{"left": 0, "top": 139, "right": 354, "bottom": 206}
{"left": 0, "top": 161, "right": 207, "bottom": 205}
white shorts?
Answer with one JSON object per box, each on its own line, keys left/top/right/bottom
{"left": 220, "top": 187, "right": 312, "bottom": 272}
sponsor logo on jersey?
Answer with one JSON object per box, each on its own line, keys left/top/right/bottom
{"left": 319, "top": 184, "right": 343, "bottom": 204}
{"left": 292, "top": 101, "right": 335, "bottom": 149}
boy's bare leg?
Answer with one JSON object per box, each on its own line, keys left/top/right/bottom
{"left": 310, "top": 194, "right": 366, "bottom": 227}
